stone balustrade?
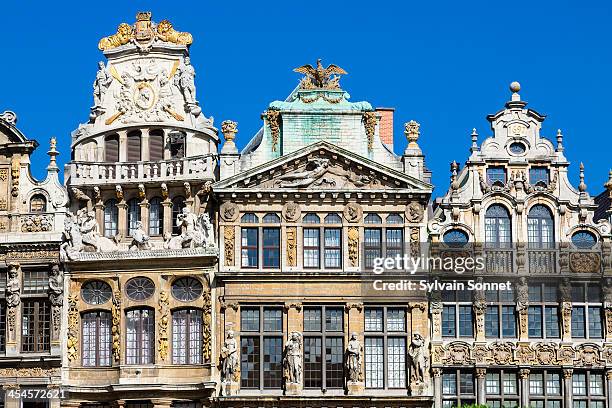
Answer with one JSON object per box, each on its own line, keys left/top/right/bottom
{"left": 68, "top": 155, "right": 216, "bottom": 185}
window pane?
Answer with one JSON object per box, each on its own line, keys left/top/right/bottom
{"left": 588, "top": 307, "right": 603, "bottom": 338}
{"left": 442, "top": 305, "right": 456, "bottom": 337}
{"left": 442, "top": 372, "right": 457, "bottom": 395}
{"left": 304, "top": 308, "right": 322, "bottom": 332}
{"left": 325, "top": 308, "right": 343, "bottom": 332}
{"left": 262, "top": 228, "right": 280, "bottom": 268}
{"left": 241, "top": 308, "right": 260, "bottom": 332}
{"left": 528, "top": 307, "right": 543, "bottom": 338}
{"left": 241, "top": 228, "right": 258, "bottom": 267}
{"left": 325, "top": 337, "right": 344, "bottom": 388}
{"left": 572, "top": 373, "right": 586, "bottom": 396}
{"left": 459, "top": 372, "right": 474, "bottom": 394}
{"left": 502, "top": 306, "right": 516, "bottom": 337}
{"left": 590, "top": 373, "right": 604, "bottom": 395}
{"left": 458, "top": 305, "right": 473, "bottom": 337}
{"left": 385, "top": 228, "right": 403, "bottom": 258}
{"left": 303, "top": 228, "right": 320, "bottom": 268}
{"left": 545, "top": 307, "right": 560, "bottom": 338}
{"left": 240, "top": 336, "right": 260, "bottom": 388}
{"left": 546, "top": 373, "right": 561, "bottom": 395}
{"left": 530, "top": 373, "right": 544, "bottom": 395}
{"left": 125, "top": 309, "right": 154, "bottom": 364}
{"left": 485, "top": 306, "right": 499, "bottom": 338}
{"left": 263, "top": 308, "right": 282, "bottom": 332}
{"left": 365, "top": 308, "right": 383, "bottom": 332}
{"left": 303, "top": 337, "right": 322, "bottom": 388}
{"left": 324, "top": 228, "right": 341, "bottom": 268}
{"left": 503, "top": 372, "right": 517, "bottom": 394}
{"left": 263, "top": 337, "right": 283, "bottom": 388}
{"left": 365, "top": 337, "right": 383, "bottom": 388}
{"left": 386, "top": 308, "right": 406, "bottom": 332}
{"left": 388, "top": 337, "right": 406, "bottom": 388}
{"left": 486, "top": 373, "right": 500, "bottom": 394}
{"left": 572, "top": 307, "right": 586, "bottom": 338}
{"left": 364, "top": 228, "right": 382, "bottom": 268}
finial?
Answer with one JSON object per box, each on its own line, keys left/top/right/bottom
{"left": 579, "top": 162, "right": 587, "bottom": 192}
{"left": 470, "top": 128, "right": 479, "bottom": 152}
{"left": 47, "top": 137, "right": 58, "bottom": 169}
{"left": 404, "top": 120, "right": 420, "bottom": 148}
{"left": 510, "top": 81, "right": 521, "bottom": 101}
{"left": 556, "top": 129, "right": 564, "bottom": 152}
{"left": 221, "top": 120, "right": 238, "bottom": 143}
{"left": 450, "top": 161, "right": 460, "bottom": 189}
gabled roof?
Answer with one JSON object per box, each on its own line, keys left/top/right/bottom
{"left": 214, "top": 140, "right": 432, "bottom": 194}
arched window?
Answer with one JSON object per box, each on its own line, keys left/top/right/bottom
{"left": 104, "top": 134, "right": 119, "bottom": 162}
{"left": 127, "top": 198, "right": 141, "bottom": 236}
{"left": 444, "top": 229, "right": 469, "bottom": 247}
{"left": 527, "top": 205, "right": 554, "bottom": 249}
{"left": 572, "top": 231, "right": 597, "bottom": 249}
{"left": 127, "top": 130, "right": 142, "bottom": 162}
{"left": 149, "top": 129, "right": 164, "bottom": 162}
{"left": 172, "top": 196, "right": 186, "bottom": 235}
{"left": 303, "top": 214, "right": 320, "bottom": 224}
{"left": 172, "top": 309, "right": 202, "bottom": 364}
{"left": 82, "top": 311, "right": 111, "bottom": 367}
{"left": 103, "top": 199, "right": 118, "bottom": 237}
{"left": 485, "top": 205, "right": 511, "bottom": 248}
{"left": 149, "top": 197, "right": 164, "bottom": 236}
{"left": 241, "top": 213, "right": 258, "bottom": 223}
{"left": 386, "top": 214, "right": 403, "bottom": 224}
{"left": 364, "top": 214, "right": 382, "bottom": 224}
{"left": 324, "top": 213, "right": 342, "bottom": 224}
{"left": 263, "top": 213, "right": 280, "bottom": 223}
{"left": 125, "top": 308, "right": 154, "bottom": 365}
{"left": 30, "top": 194, "right": 46, "bottom": 212}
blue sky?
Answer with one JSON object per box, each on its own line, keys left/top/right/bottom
{"left": 1, "top": 1, "right": 611, "bottom": 196}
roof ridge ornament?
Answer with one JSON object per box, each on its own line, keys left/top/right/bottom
{"left": 510, "top": 81, "right": 521, "bottom": 101}
{"left": 98, "top": 12, "right": 193, "bottom": 51}
{"left": 0, "top": 111, "right": 17, "bottom": 125}
{"left": 293, "top": 59, "right": 347, "bottom": 90}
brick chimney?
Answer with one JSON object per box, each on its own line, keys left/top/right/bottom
{"left": 376, "top": 107, "right": 394, "bottom": 149}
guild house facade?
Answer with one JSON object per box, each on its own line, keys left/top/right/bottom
{"left": 0, "top": 11, "right": 609, "bottom": 408}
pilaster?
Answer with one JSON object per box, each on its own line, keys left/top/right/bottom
{"left": 476, "top": 368, "right": 486, "bottom": 405}
{"left": 116, "top": 201, "right": 127, "bottom": 238}
{"left": 519, "top": 368, "right": 530, "bottom": 408}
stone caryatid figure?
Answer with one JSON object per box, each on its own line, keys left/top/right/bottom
{"left": 129, "top": 221, "right": 152, "bottom": 251}
{"left": 48, "top": 263, "right": 63, "bottom": 306}
{"left": 176, "top": 57, "right": 197, "bottom": 106}
{"left": 408, "top": 333, "right": 427, "bottom": 384}
{"left": 93, "top": 61, "right": 112, "bottom": 107}
{"left": 516, "top": 277, "right": 529, "bottom": 311}
{"left": 6, "top": 264, "right": 21, "bottom": 308}
{"left": 345, "top": 332, "right": 362, "bottom": 383}
{"left": 220, "top": 331, "right": 238, "bottom": 383}
{"left": 284, "top": 332, "right": 303, "bottom": 384}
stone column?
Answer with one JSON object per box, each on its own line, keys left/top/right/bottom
{"left": 47, "top": 384, "right": 61, "bottom": 408}
{"left": 139, "top": 200, "right": 150, "bottom": 235}
{"left": 476, "top": 368, "right": 486, "bottom": 405}
{"left": 151, "top": 398, "right": 173, "bottom": 408}
{"left": 116, "top": 201, "right": 127, "bottom": 239}
{"left": 346, "top": 303, "right": 364, "bottom": 395}
{"left": 141, "top": 128, "right": 150, "bottom": 162}
{"left": 2, "top": 384, "right": 19, "bottom": 408}
{"left": 94, "top": 201, "right": 104, "bottom": 232}
{"left": 563, "top": 369, "right": 573, "bottom": 408}
{"left": 118, "top": 131, "right": 127, "bottom": 162}
{"left": 432, "top": 368, "right": 442, "bottom": 408}
{"left": 473, "top": 281, "right": 486, "bottom": 342}
{"left": 162, "top": 199, "right": 172, "bottom": 236}
{"left": 430, "top": 291, "right": 443, "bottom": 342}
{"left": 519, "top": 369, "right": 530, "bottom": 408}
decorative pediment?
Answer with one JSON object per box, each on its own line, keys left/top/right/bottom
{"left": 214, "top": 141, "right": 431, "bottom": 193}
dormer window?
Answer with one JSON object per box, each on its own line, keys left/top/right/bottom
{"left": 30, "top": 194, "right": 46, "bottom": 213}
{"left": 509, "top": 142, "right": 526, "bottom": 155}
{"left": 529, "top": 167, "right": 549, "bottom": 186}
{"left": 487, "top": 167, "right": 506, "bottom": 186}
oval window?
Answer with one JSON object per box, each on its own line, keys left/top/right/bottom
{"left": 571, "top": 231, "right": 597, "bottom": 249}
{"left": 171, "top": 277, "right": 204, "bottom": 302}
{"left": 125, "top": 277, "right": 155, "bottom": 301}
{"left": 443, "top": 229, "right": 469, "bottom": 247}
{"left": 81, "top": 280, "right": 112, "bottom": 305}
{"left": 509, "top": 142, "right": 526, "bottom": 155}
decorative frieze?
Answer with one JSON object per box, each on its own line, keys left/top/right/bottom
{"left": 286, "top": 226, "right": 297, "bottom": 267}
{"left": 158, "top": 291, "right": 170, "bottom": 361}
{"left": 0, "top": 368, "right": 60, "bottom": 378}
{"left": 66, "top": 294, "right": 79, "bottom": 362}
{"left": 203, "top": 289, "right": 212, "bottom": 362}
{"left": 112, "top": 292, "right": 121, "bottom": 363}
{"left": 224, "top": 226, "right": 235, "bottom": 266}
{"left": 348, "top": 226, "right": 359, "bottom": 267}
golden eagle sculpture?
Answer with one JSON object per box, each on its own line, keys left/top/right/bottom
{"left": 293, "top": 59, "right": 347, "bottom": 89}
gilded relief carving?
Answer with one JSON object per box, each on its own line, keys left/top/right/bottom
{"left": 224, "top": 226, "right": 235, "bottom": 266}
{"left": 203, "top": 289, "right": 212, "bottom": 362}
{"left": 112, "top": 292, "right": 121, "bottom": 363}
{"left": 66, "top": 294, "right": 79, "bottom": 362}
{"left": 286, "top": 227, "right": 297, "bottom": 267}
{"left": 348, "top": 227, "right": 359, "bottom": 267}
{"left": 158, "top": 291, "right": 170, "bottom": 361}
{"left": 264, "top": 109, "right": 281, "bottom": 152}
{"left": 362, "top": 111, "right": 377, "bottom": 150}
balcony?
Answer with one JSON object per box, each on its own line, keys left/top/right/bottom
{"left": 68, "top": 155, "right": 216, "bottom": 185}
{"left": 484, "top": 248, "right": 514, "bottom": 274}
{"left": 527, "top": 249, "right": 557, "bottom": 274}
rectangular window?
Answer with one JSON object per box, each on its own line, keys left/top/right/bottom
{"left": 125, "top": 309, "right": 154, "bottom": 365}
{"left": 23, "top": 270, "right": 48, "bottom": 294}
{"left": 458, "top": 305, "right": 473, "bottom": 337}
{"left": 545, "top": 307, "right": 560, "bottom": 338}
{"left": 303, "top": 306, "right": 344, "bottom": 390}
{"left": 304, "top": 308, "right": 322, "bottom": 332}
{"left": 385, "top": 228, "right": 403, "bottom": 259}
{"left": 572, "top": 307, "right": 586, "bottom": 338}
{"left": 324, "top": 228, "right": 341, "bottom": 269}
{"left": 442, "top": 370, "right": 476, "bottom": 407}
{"left": 21, "top": 300, "right": 50, "bottom": 352}
{"left": 364, "top": 307, "right": 408, "bottom": 389}
{"left": 0, "top": 301, "right": 5, "bottom": 353}
{"left": 487, "top": 166, "right": 506, "bottom": 184}
{"left": 303, "top": 336, "right": 322, "bottom": 388}
{"left": 325, "top": 337, "right": 344, "bottom": 388}
{"left": 303, "top": 228, "right": 320, "bottom": 268}
{"left": 530, "top": 371, "right": 563, "bottom": 408}
{"left": 262, "top": 228, "right": 280, "bottom": 268}
{"left": 82, "top": 311, "right": 111, "bottom": 367}
{"left": 530, "top": 167, "right": 550, "bottom": 185}
{"left": 442, "top": 305, "right": 456, "bottom": 337}
{"left": 485, "top": 306, "right": 499, "bottom": 337}
{"left": 364, "top": 228, "right": 382, "bottom": 269}
{"left": 239, "top": 306, "right": 283, "bottom": 390}
{"left": 589, "top": 307, "right": 603, "bottom": 339}
{"left": 241, "top": 228, "right": 258, "bottom": 268}
{"left": 172, "top": 309, "right": 202, "bottom": 364}
{"left": 572, "top": 371, "right": 607, "bottom": 407}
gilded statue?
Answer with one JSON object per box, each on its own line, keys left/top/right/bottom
{"left": 156, "top": 20, "right": 193, "bottom": 45}
{"left": 98, "top": 23, "right": 133, "bottom": 51}
{"left": 293, "top": 59, "right": 347, "bottom": 89}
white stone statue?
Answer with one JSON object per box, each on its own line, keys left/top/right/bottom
{"left": 220, "top": 331, "right": 238, "bottom": 382}
{"left": 6, "top": 264, "right": 20, "bottom": 308}
{"left": 346, "top": 332, "right": 362, "bottom": 383}
{"left": 93, "top": 61, "right": 112, "bottom": 107}
{"left": 176, "top": 56, "right": 197, "bottom": 105}
{"left": 48, "top": 263, "right": 63, "bottom": 307}
{"left": 284, "top": 332, "right": 303, "bottom": 384}
{"left": 408, "top": 333, "right": 427, "bottom": 384}
{"left": 60, "top": 210, "right": 119, "bottom": 261}
{"left": 275, "top": 158, "right": 330, "bottom": 188}
{"left": 164, "top": 207, "right": 216, "bottom": 250}
{"left": 129, "top": 221, "right": 152, "bottom": 251}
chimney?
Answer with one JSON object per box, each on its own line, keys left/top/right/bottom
{"left": 376, "top": 107, "right": 394, "bottom": 149}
